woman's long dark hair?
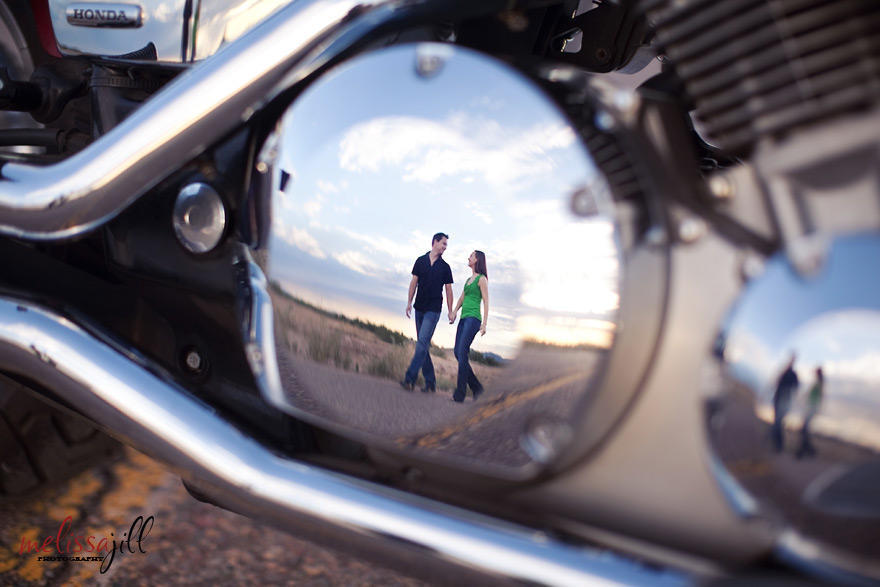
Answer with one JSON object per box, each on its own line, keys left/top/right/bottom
{"left": 474, "top": 250, "right": 487, "bottom": 278}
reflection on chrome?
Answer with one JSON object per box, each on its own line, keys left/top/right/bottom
{"left": 707, "top": 233, "right": 880, "bottom": 579}
{"left": 256, "top": 43, "right": 623, "bottom": 474}
{"left": 50, "top": 0, "right": 296, "bottom": 62}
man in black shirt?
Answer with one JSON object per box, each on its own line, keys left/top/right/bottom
{"left": 772, "top": 353, "right": 799, "bottom": 452}
{"left": 401, "top": 232, "right": 453, "bottom": 392}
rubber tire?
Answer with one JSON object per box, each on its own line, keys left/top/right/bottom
{"left": 0, "top": 378, "right": 121, "bottom": 496}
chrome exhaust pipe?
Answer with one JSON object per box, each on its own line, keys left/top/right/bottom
{"left": 0, "top": 297, "right": 688, "bottom": 585}
{"left": 0, "top": 0, "right": 396, "bottom": 240}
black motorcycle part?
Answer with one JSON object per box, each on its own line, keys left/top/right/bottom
{"left": 549, "top": 0, "right": 649, "bottom": 72}
{"left": 88, "top": 62, "right": 180, "bottom": 134}
{"left": 28, "top": 59, "right": 90, "bottom": 124}
{"left": 0, "top": 67, "right": 42, "bottom": 112}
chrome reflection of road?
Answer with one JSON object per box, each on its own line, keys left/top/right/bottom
{"left": 281, "top": 345, "right": 601, "bottom": 469}
{"left": 712, "top": 375, "right": 880, "bottom": 562}
{"left": 272, "top": 286, "right": 608, "bottom": 470}
{"left": 400, "top": 371, "right": 588, "bottom": 449}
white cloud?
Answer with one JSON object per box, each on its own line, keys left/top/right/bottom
{"left": 316, "top": 179, "right": 340, "bottom": 194}
{"left": 823, "top": 351, "right": 880, "bottom": 384}
{"left": 332, "top": 250, "right": 378, "bottom": 275}
{"left": 337, "top": 113, "right": 578, "bottom": 193}
{"left": 272, "top": 219, "right": 326, "bottom": 259}
{"left": 465, "top": 202, "right": 493, "bottom": 225}
{"left": 303, "top": 193, "right": 324, "bottom": 218}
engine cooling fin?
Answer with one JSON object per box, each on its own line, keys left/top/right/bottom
{"left": 642, "top": 0, "right": 880, "bottom": 154}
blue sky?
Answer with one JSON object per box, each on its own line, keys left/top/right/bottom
{"left": 266, "top": 44, "right": 621, "bottom": 356}
{"left": 722, "top": 235, "right": 880, "bottom": 449}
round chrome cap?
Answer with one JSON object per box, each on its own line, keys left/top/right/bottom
{"left": 254, "top": 43, "right": 624, "bottom": 478}
{"left": 707, "top": 233, "right": 880, "bottom": 580}
{"left": 172, "top": 182, "right": 226, "bottom": 254}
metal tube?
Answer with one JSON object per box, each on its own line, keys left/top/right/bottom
{"left": 0, "top": 0, "right": 394, "bottom": 240}
{"left": 0, "top": 297, "right": 688, "bottom": 585}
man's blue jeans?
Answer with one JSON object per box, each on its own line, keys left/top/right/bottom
{"left": 404, "top": 310, "right": 440, "bottom": 388}
{"left": 453, "top": 317, "right": 483, "bottom": 401}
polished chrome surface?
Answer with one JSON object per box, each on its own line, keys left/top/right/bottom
{"left": 707, "top": 232, "right": 880, "bottom": 580}
{"left": 50, "top": 0, "right": 184, "bottom": 59}
{"left": 172, "top": 182, "right": 226, "bottom": 253}
{"left": 51, "top": 0, "right": 295, "bottom": 61}
{"left": 1, "top": 0, "right": 401, "bottom": 239}
{"left": 194, "top": 0, "right": 293, "bottom": 61}
{"left": 257, "top": 43, "right": 622, "bottom": 476}
{"left": 0, "top": 296, "right": 687, "bottom": 586}
{"left": 66, "top": 3, "right": 143, "bottom": 28}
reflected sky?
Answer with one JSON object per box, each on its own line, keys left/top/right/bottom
{"left": 722, "top": 234, "right": 880, "bottom": 450}
{"left": 50, "top": 0, "right": 186, "bottom": 61}
{"left": 266, "top": 44, "right": 620, "bottom": 357}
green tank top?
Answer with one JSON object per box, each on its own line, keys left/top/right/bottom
{"left": 461, "top": 274, "right": 483, "bottom": 320}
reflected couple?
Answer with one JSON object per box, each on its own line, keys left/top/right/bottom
{"left": 771, "top": 353, "right": 825, "bottom": 458}
{"left": 401, "top": 232, "right": 490, "bottom": 403}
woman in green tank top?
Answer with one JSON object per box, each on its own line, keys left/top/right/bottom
{"left": 450, "top": 251, "right": 489, "bottom": 402}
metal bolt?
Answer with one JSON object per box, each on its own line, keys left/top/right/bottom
{"left": 184, "top": 349, "right": 203, "bottom": 372}
{"left": 678, "top": 217, "right": 707, "bottom": 244}
{"left": 708, "top": 175, "right": 734, "bottom": 199}
{"left": 498, "top": 10, "right": 529, "bottom": 33}
{"left": 570, "top": 186, "right": 599, "bottom": 217}
{"left": 645, "top": 226, "right": 667, "bottom": 247}
{"left": 415, "top": 43, "right": 453, "bottom": 78}
{"left": 740, "top": 253, "right": 765, "bottom": 282}
{"left": 173, "top": 182, "right": 227, "bottom": 254}
{"left": 520, "top": 417, "right": 573, "bottom": 464}
{"left": 595, "top": 111, "right": 615, "bottom": 132}
{"left": 787, "top": 234, "right": 829, "bottom": 277}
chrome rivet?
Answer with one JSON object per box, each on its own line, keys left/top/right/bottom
{"left": 415, "top": 44, "right": 453, "bottom": 78}
{"left": 570, "top": 186, "right": 599, "bottom": 217}
{"left": 184, "top": 349, "right": 203, "bottom": 372}
{"left": 787, "top": 234, "right": 829, "bottom": 277}
{"left": 595, "top": 111, "right": 615, "bottom": 132}
{"left": 645, "top": 226, "right": 667, "bottom": 247}
{"left": 708, "top": 175, "right": 734, "bottom": 199}
{"left": 678, "top": 217, "right": 706, "bottom": 244}
{"left": 173, "top": 182, "right": 227, "bottom": 254}
{"left": 741, "top": 253, "right": 765, "bottom": 282}
{"left": 520, "top": 417, "right": 573, "bottom": 464}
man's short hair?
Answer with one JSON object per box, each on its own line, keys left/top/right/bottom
{"left": 432, "top": 232, "right": 449, "bottom": 244}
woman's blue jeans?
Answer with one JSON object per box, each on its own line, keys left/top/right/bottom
{"left": 453, "top": 317, "right": 483, "bottom": 401}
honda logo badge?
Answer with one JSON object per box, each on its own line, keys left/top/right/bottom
{"left": 66, "top": 3, "right": 143, "bottom": 28}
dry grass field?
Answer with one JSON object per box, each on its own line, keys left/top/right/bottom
{"left": 271, "top": 288, "right": 498, "bottom": 393}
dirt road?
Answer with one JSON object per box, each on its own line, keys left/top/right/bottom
{"left": 0, "top": 447, "right": 425, "bottom": 586}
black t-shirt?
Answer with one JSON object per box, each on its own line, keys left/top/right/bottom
{"left": 412, "top": 253, "right": 453, "bottom": 312}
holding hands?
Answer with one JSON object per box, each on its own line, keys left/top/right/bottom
{"left": 448, "top": 309, "right": 456, "bottom": 324}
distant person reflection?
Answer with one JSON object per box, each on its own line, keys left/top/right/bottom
{"left": 401, "top": 232, "right": 454, "bottom": 393}
{"left": 450, "top": 250, "right": 489, "bottom": 403}
{"left": 772, "top": 354, "right": 799, "bottom": 452}
{"left": 797, "top": 366, "right": 824, "bottom": 459}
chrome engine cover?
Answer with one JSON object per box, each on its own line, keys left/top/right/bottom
{"left": 48, "top": 0, "right": 292, "bottom": 61}
{"left": 252, "top": 43, "right": 626, "bottom": 480}
{"left": 707, "top": 233, "right": 880, "bottom": 581}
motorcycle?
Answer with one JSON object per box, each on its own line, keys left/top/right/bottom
{"left": 0, "top": 0, "right": 878, "bottom": 583}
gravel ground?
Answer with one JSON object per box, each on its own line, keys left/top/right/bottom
{"left": 0, "top": 447, "right": 427, "bottom": 586}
